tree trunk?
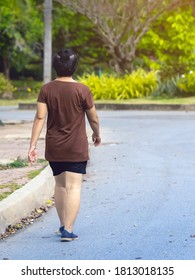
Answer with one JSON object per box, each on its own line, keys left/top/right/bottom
{"left": 43, "top": 0, "right": 52, "bottom": 84}
{"left": 108, "top": 44, "right": 135, "bottom": 74}
{"left": 3, "top": 58, "right": 10, "bottom": 79}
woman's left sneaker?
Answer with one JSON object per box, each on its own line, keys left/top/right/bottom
{"left": 60, "top": 228, "right": 78, "bottom": 242}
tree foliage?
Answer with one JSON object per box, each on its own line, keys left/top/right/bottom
{"left": 0, "top": 0, "right": 108, "bottom": 79}
{"left": 138, "top": 7, "right": 195, "bottom": 78}
{"left": 55, "top": 0, "right": 190, "bottom": 73}
{"left": 0, "top": 0, "right": 44, "bottom": 78}
{"left": 52, "top": 3, "right": 109, "bottom": 75}
{"left": 1, "top": 0, "right": 195, "bottom": 80}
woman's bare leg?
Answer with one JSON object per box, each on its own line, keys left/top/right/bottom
{"left": 54, "top": 171, "right": 83, "bottom": 232}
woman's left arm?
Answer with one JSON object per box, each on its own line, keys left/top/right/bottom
{"left": 28, "top": 102, "right": 47, "bottom": 164}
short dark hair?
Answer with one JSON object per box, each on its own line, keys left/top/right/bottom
{"left": 52, "top": 49, "right": 78, "bottom": 77}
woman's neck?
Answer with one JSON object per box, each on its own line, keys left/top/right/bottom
{"left": 55, "top": 76, "right": 76, "bottom": 82}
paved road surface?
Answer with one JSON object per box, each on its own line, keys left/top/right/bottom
{"left": 0, "top": 106, "right": 35, "bottom": 122}
{"left": 0, "top": 109, "right": 195, "bottom": 260}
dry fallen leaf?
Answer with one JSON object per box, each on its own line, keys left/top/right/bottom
{"left": 46, "top": 199, "right": 52, "bottom": 205}
{"left": 36, "top": 208, "right": 43, "bottom": 214}
{"left": 0, "top": 196, "right": 55, "bottom": 240}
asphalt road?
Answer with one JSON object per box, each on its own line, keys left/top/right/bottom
{"left": 0, "top": 109, "right": 195, "bottom": 260}
{"left": 0, "top": 106, "right": 35, "bottom": 122}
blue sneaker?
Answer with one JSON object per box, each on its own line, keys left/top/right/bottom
{"left": 59, "top": 226, "right": 65, "bottom": 234}
{"left": 61, "top": 229, "right": 78, "bottom": 242}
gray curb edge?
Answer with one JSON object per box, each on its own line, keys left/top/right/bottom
{"left": 0, "top": 166, "right": 55, "bottom": 234}
{"left": 18, "top": 103, "right": 195, "bottom": 111}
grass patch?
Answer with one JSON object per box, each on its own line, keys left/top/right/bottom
{"left": 0, "top": 160, "right": 47, "bottom": 201}
{"left": 0, "top": 157, "right": 28, "bottom": 170}
{"left": 95, "top": 96, "right": 195, "bottom": 104}
{"left": 0, "top": 157, "right": 47, "bottom": 170}
{"left": 0, "top": 99, "right": 36, "bottom": 106}
{"left": 0, "top": 183, "right": 21, "bottom": 201}
{"left": 28, "top": 166, "right": 46, "bottom": 179}
{"left": 9, "top": 157, "right": 28, "bottom": 168}
{"left": 1, "top": 96, "right": 195, "bottom": 107}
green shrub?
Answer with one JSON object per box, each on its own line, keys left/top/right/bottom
{"left": 151, "top": 75, "right": 184, "bottom": 98}
{"left": 123, "top": 69, "right": 158, "bottom": 99}
{"left": 0, "top": 73, "right": 15, "bottom": 99}
{"left": 177, "top": 71, "right": 195, "bottom": 96}
{"left": 152, "top": 71, "right": 195, "bottom": 98}
{"left": 12, "top": 80, "right": 43, "bottom": 99}
{"left": 78, "top": 69, "right": 158, "bottom": 100}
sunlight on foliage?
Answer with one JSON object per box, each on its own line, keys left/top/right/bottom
{"left": 78, "top": 70, "right": 158, "bottom": 100}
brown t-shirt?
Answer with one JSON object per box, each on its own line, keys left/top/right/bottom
{"left": 37, "top": 80, "right": 94, "bottom": 162}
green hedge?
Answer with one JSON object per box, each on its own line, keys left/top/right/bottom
{"left": 12, "top": 80, "right": 43, "bottom": 99}
{"left": 79, "top": 69, "right": 195, "bottom": 99}
{"left": 1, "top": 69, "right": 195, "bottom": 101}
{"left": 78, "top": 69, "right": 158, "bottom": 100}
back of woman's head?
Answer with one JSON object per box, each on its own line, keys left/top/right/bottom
{"left": 52, "top": 49, "right": 78, "bottom": 77}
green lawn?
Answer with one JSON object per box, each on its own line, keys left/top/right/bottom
{"left": 95, "top": 97, "right": 195, "bottom": 104}
{"left": 0, "top": 99, "right": 36, "bottom": 106}
{"left": 1, "top": 96, "right": 195, "bottom": 106}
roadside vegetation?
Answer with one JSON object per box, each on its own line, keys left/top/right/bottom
{"left": 0, "top": 70, "right": 195, "bottom": 106}
{"left": 0, "top": 1, "right": 195, "bottom": 105}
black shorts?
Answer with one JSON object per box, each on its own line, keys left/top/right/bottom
{"left": 49, "top": 161, "right": 87, "bottom": 176}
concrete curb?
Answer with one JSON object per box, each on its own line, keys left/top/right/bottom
{"left": 0, "top": 165, "right": 55, "bottom": 234}
{"left": 18, "top": 102, "right": 195, "bottom": 111}
{"left": 94, "top": 103, "right": 195, "bottom": 111}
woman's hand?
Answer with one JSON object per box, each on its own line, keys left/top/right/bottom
{"left": 28, "top": 146, "right": 37, "bottom": 165}
{"left": 92, "top": 133, "right": 101, "bottom": 146}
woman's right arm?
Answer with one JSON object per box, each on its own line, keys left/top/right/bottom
{"left": 28, "top": 102, "right": 47, "bottom": 164}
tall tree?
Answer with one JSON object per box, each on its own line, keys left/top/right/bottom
{"left": 0, "top": 0, "right": 43, "bottom": 79}
{"left": 52, "top": 4, "right": 109, "bottom": 74}
{"left": 43, "top": 0, "right": 52, "bottom": 83}
{"left": 55, "top": 0, "right": 189, "bottom": 73}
